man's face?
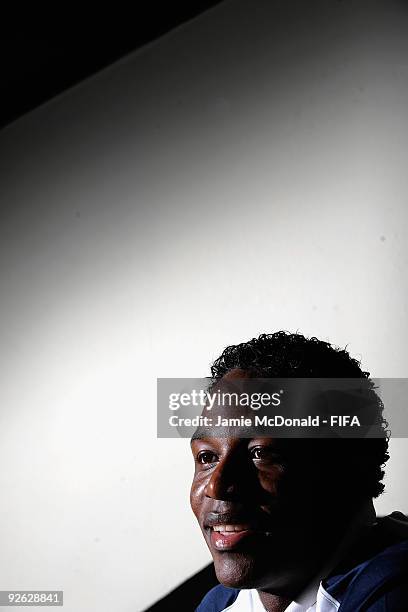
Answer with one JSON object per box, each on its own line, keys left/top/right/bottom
{"left": 189, "top": 372, "right": 355, "bottom": 593}
{"left": 190, "top": 434, "right": 298, "bottom": 591}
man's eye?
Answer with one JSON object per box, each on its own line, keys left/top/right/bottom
{"left": 250, "top": 447, "right": 266, "bottom": 460}
{"left": 250, "top": 446, "right": 282, "bottom": 463}
{"left": 197, "top": 451, "right": 218, "bottom": 465}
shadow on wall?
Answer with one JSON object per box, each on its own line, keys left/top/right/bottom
{"left": 144, "top": 564, "right": 216, "bottom": 611}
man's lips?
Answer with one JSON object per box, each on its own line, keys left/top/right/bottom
{"left": 204, "top": 512, "right": 273, "bottom": 551}
{"left": 209, "top": 524, "right": 260, "bottom": 550}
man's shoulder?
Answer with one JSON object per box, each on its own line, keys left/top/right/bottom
{"left": 325, "top": 513, "right": 408, "bottom": 611}
{"left": 195, "top": 585, "right": 240, "bottom": 612}
{"left": 378, "top": 510, "right": 408, "bottom": 539}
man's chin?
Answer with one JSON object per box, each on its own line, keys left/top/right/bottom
{"left": 213, "top": 554, "right": 259, "bottom": 589}
{"left": 213, "top": 554, "right": 296, "bottom": 593}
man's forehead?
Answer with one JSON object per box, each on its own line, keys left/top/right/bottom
{"left": 190, "top": 431, "right": 252, "bottom": 443}
{"left": 221, "top": 368, "right": 256, "bottom": 380}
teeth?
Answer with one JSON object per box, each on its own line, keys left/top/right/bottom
{"left": 212, "top": 524, "right": 249, "bottom": 532}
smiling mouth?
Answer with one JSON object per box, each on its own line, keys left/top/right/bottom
{"left": 212, "top": 524, "right": 252, "bottom": 533}
{"left": 207, "top": 523, "right": 270, "bottom": 551}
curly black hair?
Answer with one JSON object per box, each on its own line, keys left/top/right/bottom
{"left": 211, "top": 331, "right": 389, "bottom": 498}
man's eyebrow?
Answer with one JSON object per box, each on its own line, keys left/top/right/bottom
{"left": 190, "top": 428, "right": 211, "bottom": 443}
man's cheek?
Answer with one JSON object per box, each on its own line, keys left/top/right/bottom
{"left": 189, "top": 486, "right": 197, "bottom": 515}
{"left": 190, "top": 481, "right": 203, "bottom": 519}
{"left": 257, "top": 473, "right": 281, "bottom": 497}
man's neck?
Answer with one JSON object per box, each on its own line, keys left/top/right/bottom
{"left": 256, "top": 500, "right": 377, "bottom": 612}
{"left": 257, "top": 592, "right": 291, "bottom": 612}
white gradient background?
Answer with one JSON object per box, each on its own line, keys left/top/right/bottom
{"left": 1, "top": 1, "right": 408, "bottom": 610}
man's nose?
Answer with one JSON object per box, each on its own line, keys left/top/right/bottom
{"left": 204, "top": 456, "right": 247, "bottom": 500}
